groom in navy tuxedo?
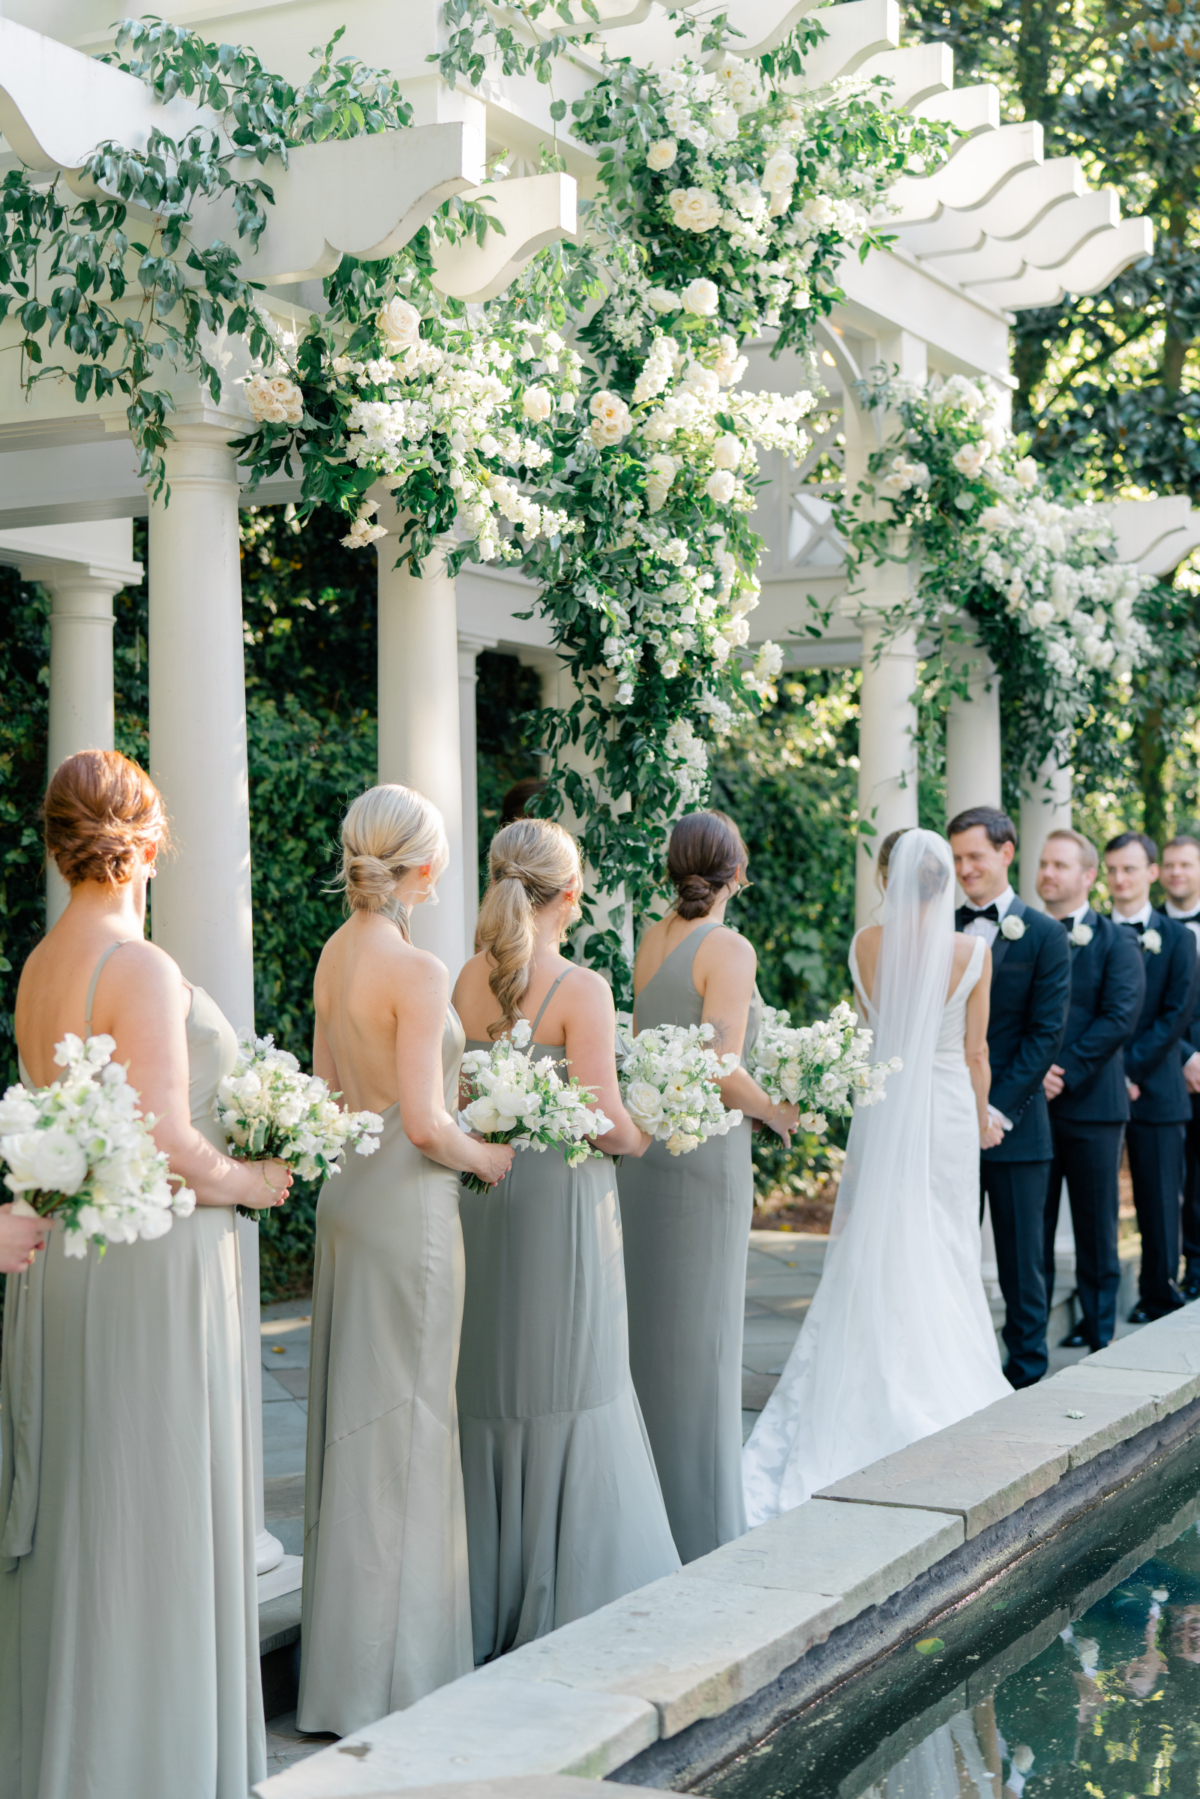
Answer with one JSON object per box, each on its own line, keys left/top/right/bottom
{"left": 948, "top": 806, "right": 1070, "bottom": 1388}
{"left": 1104, "top": 830, "right": 1199, "bottom": 1321}
{"left": 1036, "top": 828, "right": 1144, "bottom": 1353}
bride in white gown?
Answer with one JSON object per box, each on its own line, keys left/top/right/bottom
{"left": 743, "top": 828, "right": 1011, "bottom": 1525}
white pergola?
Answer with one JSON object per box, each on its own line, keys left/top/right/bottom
{"left": 2, "top": 0, "right": 1195, "bottom": 1598}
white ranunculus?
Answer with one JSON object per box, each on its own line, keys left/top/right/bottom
{"left": 705, "top": 469, "right": 736, "bottom": 503}
{"left": 648, "top": 287, "right": 680, "bottom": 314}
{"left": 0, "top": 1090, "right": 39, "bottom": 1133}
{"left": 711, "top": 433, "right": 742, "bottom": 470}
{"left": 669, "top": 188, "right": 723, "bottom": 233}
{"left": 465, "top": 1095, "right": 502, "bottom": 1134}
{"left": 681, "top": 277, "right": 720, "bottom": 317}
{"left": 647, "top": 138, "right": 678, "bottom": 171}
{"left": 31, "top": 1129, "right": 90, "bottom": 1196}
{"left": 377, "top": 297, "right": 421, "bottom": 350}
{"left": 522, "top": 385, "right": 553, "bottom": 423}
{"left": 762, "top": 150, "right": 799, "bottom": 195}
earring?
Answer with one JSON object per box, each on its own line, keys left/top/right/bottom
{"left": 147, "top": 866, "right": 158, "bottom": 880}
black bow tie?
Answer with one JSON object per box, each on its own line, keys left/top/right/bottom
{"left": 956, "top": 903, "right": 999, "bottom": 928}
{"left": 1059, "top": 916, "right": 1076, "bottom": 931}
{"left": 1118, "top": 918, "right": 1146, "bottom": 935}
{"left": 1171, "top": 911, "right": 1200, "bottom": 924}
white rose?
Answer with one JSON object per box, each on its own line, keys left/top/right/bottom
{"left": 1069, "top": 924, "right": 1094, "bottom": 947}
{"left": 1000, "top": 915, "right": 1026, "bottom": 941}
{"left": 522, "top": 385, "right": 553, "bottom": 423}
{"left": 706, "top": 469, "right": 736, "bottom": 503}
{"left": 762, "top": 150, "right": 799, "bottom": 195}
{"left": 588, "top": 390, "right": 632, "bottom": 448}
{"left": 31, "top": 1128, "right": 89, "bottom": 1196}
{"left": 1014, "top": 457, "right": 1039, "bottom": 489}
{"left": 648, "top": 286, "right": 680, "bottom": 314}
{"left": 801, "top": 194, "right": 837, "bottom": 230}
{"left": 711, "top": 433, "right": 742, "bottom": 470}
{"left": 669, "top": 188, "right": 723, "bottom": 233}
{"left": 1028, "top": 600, "right": 1055, "bottom": 630}
{"left": 951, "top": 441, "right": 989, "bottom": 479}
{"left": 465, "top": 1095, "right": 502, "bottom": 1134}
{"left": 681, "top": 277, "right": 720, "bottom": 317}
{"left": 710, "top": 105, "right": 740, "bottom": 142}
{"left": 647, "top": 138, "right": 677, "bottom": 171}
{"left": 377, "top": 297, "right": 421, "bottom": 350}
{"left": 1143, "top": 929, "right": 1162, "bottom": 954}
{"left": 0, "top": 1090, "right": 40, "bottom": 1133}
{"left": 625, "top": 1081, "right": 665, "bottom": 1129}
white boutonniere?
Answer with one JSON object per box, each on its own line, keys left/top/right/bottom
{"left": 1000, "top": 915, "right": 1026, "bottom": 941}
{"left": 1069, "top": 923, "right": 1094, "bottom": 947}
{"left": 1143, "top": 928, "right": 1162, "bottom": 954}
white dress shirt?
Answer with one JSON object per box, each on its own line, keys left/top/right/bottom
{"left": 1165, "top": 900, "right": 1200, "bottom": 951}
{"left": 1114, "top": 900, "right": 1153, "bottom": 930}
{"left": 959, "top": 883, "right": 1016, "bottom": 948}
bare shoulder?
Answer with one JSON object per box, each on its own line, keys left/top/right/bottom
{"left": 104, "top": 938, "right": 183, "bottom": 999}
{"left": 696, "top": 924, "right": 757, "bottom": 971}
{"left": 855, "top": 925, "right": 883, "bottom": 949}
{"left": 562, "top": 964, "right": 616, "bottom": 1019}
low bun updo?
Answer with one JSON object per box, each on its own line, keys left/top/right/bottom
{"left": 476, "top": 818, "right": 581, "bottom": 1037}
{"left": 44, "top": 750, "right": 167, "bottom": 888}
{"left": 667, "top": 810, "right": 747, "bottom": 920}
{"left": 337, "top": 784, "right": 449, "bottom": 938}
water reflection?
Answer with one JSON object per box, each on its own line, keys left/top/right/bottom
{"left": 861, "top": 1523, "right": 1200, "bottom": 1798}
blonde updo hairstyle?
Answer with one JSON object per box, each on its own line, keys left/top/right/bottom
{"left": 338, "top": 784, "right": 449, "bottom": 941}
{"left": 477, "top": 818, "right": 582, "bottom": 1038}
{"left": 44, "top": 749, "right": 168, "bottom": 887}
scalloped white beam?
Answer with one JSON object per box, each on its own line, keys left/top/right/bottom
{"left": 854, "top": 44, "right": 954, "bottom": 108}
{"left": 428, "top": 173, "right": 578, "bottom": 302}
{"left": 187, "top": 121, "right": 486, "bottom": 285}
{"left": 892, "top": 158, "right": 1085, "bottom": 256}
{"left": 886, "top": 121, "right": 1043, "bottom": 222}
{"left": 968, "top": 215, "right": 1153, "bottom": 308}
{"left": 1138, "top": 522, "right": 1200, "bottom": 576}
{"left": 787, "top": 0, "right": 902, "bottom": 87}
{"left": 0, "top": 16, "right": 213, "bottom": 172}
{"left": 1108, "top": 495, "right": 1194, "bottom": 564}
{"left": 706, "top": 0, "right": 829, "bottom": 58}
{"left": 923, "top": 189, "right": 1120, "bottom": 285}
{"left": 914, "top": 83, "right": 1000, "bottom": 138}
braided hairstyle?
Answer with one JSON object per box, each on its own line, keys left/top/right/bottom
{"left": 476, "top": 818, "right": 581, "bottom": 1037}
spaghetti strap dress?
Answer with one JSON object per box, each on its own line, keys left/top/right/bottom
{"left": 298, "top": 1003, "right": 473, "bottom": 1735}
{"left": 457, "top": 971, "right": 680, "bottom": 1662}
{"left": 0, "top": 941, "right": 266, "bottom": 1799}
{"left": 618, "top": 919, "right": 760, "bottom": 1563}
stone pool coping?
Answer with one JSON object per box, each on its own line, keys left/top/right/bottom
{"left": 255, "top": 1304, "right": 1200, "bottom": 1799}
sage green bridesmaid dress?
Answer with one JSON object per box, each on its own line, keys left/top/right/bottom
{"left": 0, "top": 940, "right": 266, "bottom": 1799}
{"left": 298, "top": 1004, "right": 473, "bottom": 1734}
{"left": 618, "top": 919, "right": 760, "bottom": 1564}
{"left": 457, "top": 971, "right": 680, "bottom": 1663}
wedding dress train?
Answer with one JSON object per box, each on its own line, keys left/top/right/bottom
{"left": 742, "top": 830, "right": 1010, "bottom": 1526}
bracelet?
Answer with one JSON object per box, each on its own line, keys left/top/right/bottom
{"left": 261, "top": 1166, "right": 279, "bottom": 1197}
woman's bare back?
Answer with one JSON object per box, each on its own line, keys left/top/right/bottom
{"left": 313, "top": 915, "right": 439, "bottom": 1114}
{"left": 853, "top": 926, "right": 979, "bottom": 1013}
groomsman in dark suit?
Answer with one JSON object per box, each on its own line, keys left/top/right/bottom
{"left": 948, "top": 806, "right": 1070, "bottom": 1388}
{"left": 1160, "top": 833, "right": 1200, "bottom": 1299}
{"left": 1104, "top": 830, "right": 1200, "bottom": 1321}
{"left": 1036, "top": 829, "right": 1145, "bottom": 1352}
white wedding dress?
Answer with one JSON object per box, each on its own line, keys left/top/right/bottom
{"left": 743, "top": 830, "right": 1010, "bottom": 1526}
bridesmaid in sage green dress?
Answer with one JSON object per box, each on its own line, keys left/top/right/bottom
{"left": 619, "top": 810, "right": 798, "bottom": 1565}
{"left": 299, "top": 785, "right": 512, "bottom": 1734}
{"left": 452, "top": 818, "right": 680, "bottom": 1661}
{"left": 1, "top": 749, "right": 292, "bottom": 1799}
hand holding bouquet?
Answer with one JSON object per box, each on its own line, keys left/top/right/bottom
{"left": 458, "top": 1020, "right": 614, "bottom": 1193}
{"left": 618, "top": 1021, "right": 742, "bottom": 1156}
{"left": 0, "top": 1033, "right": 195, "bottom": 1257}
{"left": 215, "top": 1034, "right": 383, "bottom": 1196}
{"left": 749, "top": 1002, "right": 902, "bottom": 1133}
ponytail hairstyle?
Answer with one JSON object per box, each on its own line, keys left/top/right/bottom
{"left": 476, "top": 818, "right": 581, "bottom": 1037}
{"left": 336, "top": 784, "right": 449, "bottom": 941}
{"left": 667, "top": 809, "right": 747, "bottom": 920}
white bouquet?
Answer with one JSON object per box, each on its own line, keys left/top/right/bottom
{"left": 618, "top": 1021, "right": 742, "bottom": 1155}
{"left": 458, "top": 1020, "right": 614, "bottom": 1193}
{"left": 0, "top": 1033, "right": 195, "bottom": 1257}
{"left": 749, "top": 1002, "right": 902, "bottom": 1132}
{"left": 215, "top": 1033, "right": 383, "bottom": 1193}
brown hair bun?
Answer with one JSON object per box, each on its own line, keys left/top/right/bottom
{"left": 43, "top": 750, "right": 167, "bottom": 888}
{"left": 667, "top": 810, "right": 747, "bottom": 920}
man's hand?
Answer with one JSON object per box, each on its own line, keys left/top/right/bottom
{"left": 1043, "top": 1063, "right": 1066, "bottom": 1100}
{"left": 1127, "top": 1077, "right": 1141, "bottom": 1102}
{"left": 1185, "top": 1051, "right": 1200, "bottom": 1095}
{"left": 980, "top": 1120, "right": 1005, "bottom": 1150}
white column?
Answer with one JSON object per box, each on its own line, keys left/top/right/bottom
{"left": 457, "top": 633, "right": 495, "bottom": 957}
{"left": 147, "top": 419, "right": 284, "bottom": 1582}
{"left": 1019, "top": 745, "right": 1073, "bottom": 905}
{"left": 944, "top": 627, "right": 1002, "bottom": 823}
{"left": 855, "top": 617, "right": 920, "bottom": 923}
{"left": 374, "top": 497, "right": 467, "bottom": 979}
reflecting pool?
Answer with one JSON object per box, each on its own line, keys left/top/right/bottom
{"left": 710, "top": 1435, "right": 1200, "bottom": 1799}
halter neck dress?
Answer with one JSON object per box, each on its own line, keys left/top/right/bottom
{"left": 618, "top": 918, "right": 761, "bottom": 1563}
{"left": 457, "top": 970, "right": 680, "bottom": 1662}
{"left": 298, "top": 1000, "right": 473, "bottom": 1734}
{"left": 0, "top": 940, "right": 266, "bottom": 1799}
